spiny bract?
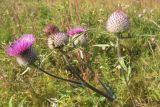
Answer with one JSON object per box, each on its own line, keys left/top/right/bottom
{"left": 106, "top": 10, "right": 129, "bottom": 33}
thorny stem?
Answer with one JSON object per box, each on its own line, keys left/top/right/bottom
{"left": 116, "top": 34, "right": 136, "bottom": 107}
{"left": 76, "top": 49, "right": 111, "bottom": 94}
{"left": 60, "top": 50, "right": 114, "bottom": 101}
{"left": 82, "top": 51, "right": 114, "bottom": 97}
{"left": 32, "top": 64, "right": 82, "bottom": 85}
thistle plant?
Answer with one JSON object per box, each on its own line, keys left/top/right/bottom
{"left": 6, "top": 24, "right": 116, "bottom": 103}
{"left": 43, "top": 24, "right": 69, "bottom": 49}
{"left": 106, "top": 10, "right": 129, "bottom": 57}
{"left": 43, "top": 24, "right": 115, "bottom": 101}
{"left": 6, "top": 34, "right": 81, "bottom": 85}
{"left": 67, "top": 26, "right": 91, "bottom": 79}
{"left": 106, "top": 10, "right": 136, "bottom": 106}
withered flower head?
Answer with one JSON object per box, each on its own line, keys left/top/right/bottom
{"left": 43, "top": 24, "right": 59, "bottom": 36}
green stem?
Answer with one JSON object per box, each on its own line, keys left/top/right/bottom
{"left": 115, "top": 33, "right": 136, "bottom": 107}
{"left": 116, "top": 36, "right": 121, "bottom": 58}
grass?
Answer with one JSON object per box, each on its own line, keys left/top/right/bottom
{"left": 0, "top": 0, "right": 160, "bottom": 106}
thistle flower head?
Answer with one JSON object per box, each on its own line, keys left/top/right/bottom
{"left": 106, "top": 10, "right": 129, "bottom": 33}
{"left": 47, "top": 32, "right": 69, "bottom": 48}
{"left": 16, "top": 47, "right": 37, "bottom": 66}
{"left": 67, "top": 26, "right": 88, "bottom": 47}
{"left": 7, "top": 34, "right": 35, "bottom": 56}
{"left": 67, "top": 27, "right": 87, "bottom": 37}
{"left": 43, "top": 24, "right": 59, "bottom": 36}
{"left": 6, "top": 34, "right": 37, "bottom": 66}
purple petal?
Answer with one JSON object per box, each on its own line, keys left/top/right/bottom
{"left": 6, "top": 34, "right": 36, "bottom": 56}
{"left": 67, "top": 27, "right": 87, "bottom": 37}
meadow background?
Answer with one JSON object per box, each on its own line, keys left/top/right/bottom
{"left": 0, "top": 0, "right": 160, "bottom": 106}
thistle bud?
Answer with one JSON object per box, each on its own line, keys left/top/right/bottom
{"left": 106, "top": 10, "right": 129, "bottom": 33}
{"left": 47, "top": 32, "right": 69, "bottom": 49}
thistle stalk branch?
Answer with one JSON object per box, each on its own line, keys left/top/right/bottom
{"left": 60, "top": 50, "right": 114, "bottom": 101}
{"left": 32, "top": 64, "right": 82, "bottom": 85}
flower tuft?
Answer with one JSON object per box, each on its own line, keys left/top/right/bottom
{"left": 43, "top": 24, "right": 59, "bottom": 36}
{"left": 7, "top": 34, "right": 35, "bottom": 56}
{"left": 67, "top": 27, "right": 87, "bottom": 37}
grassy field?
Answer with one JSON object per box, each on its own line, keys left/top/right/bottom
{"left": 0, "top": 0, "right": 160, "bottom": 106}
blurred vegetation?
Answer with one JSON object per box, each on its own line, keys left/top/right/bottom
{"left": 0, "top": 0, "right": 160, "bottom": 106}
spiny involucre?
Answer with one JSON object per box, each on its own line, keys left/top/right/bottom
{"left": 106, "top": 10, "right": 129, "bottom": 33}
{"left": 43, "top": 24, "right": 69, "bottom": 49}
{"left": 48, "top": 32, "right": 69, "bottom": 49}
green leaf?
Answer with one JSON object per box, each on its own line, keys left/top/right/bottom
{"left": 127, "top": 66, "right": 131, "bottom": 80}
{"left": 118, "top": 57, "right": 127, "bottom": 71}
{"left": 90, "top": 47, "right": 98, "bottom": 64}
{"left": 18, "top": 98, "right": 26, "bottom": 107}
{"left": 8, "top": 96, "right": 13, "bottom": 107}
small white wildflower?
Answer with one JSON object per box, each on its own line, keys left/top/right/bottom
{"left": 138, "top": 14, "right": 143, "bottom": 18}
{"left": 100, "top": 66, "right": 103, "bottom": 69}
{"left": 142, "top": 9, "right": 147, "bottom": 14}
{"left": 99, "top": 8, "right": 104, "bottom": 12}
{"left": 116, "top": 65, "right": 121, "bottom": 70}
{"left": 150, "top": 9, "right": 154, "bottom": 13}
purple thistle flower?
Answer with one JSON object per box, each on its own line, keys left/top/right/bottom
{"left": 67, "top": 27, "right": 88, "bottom": 47}
{"left": 6, "top": 34, "right": 37, "bottom": 66}
{"left": 7, "top": 34, "right": 35, "bottom": 56}
{"left": 67, "top": 27, "right": 87, "bottom": 37}
{"left": 43, "top": 24, "right": 59, "bottom": 36}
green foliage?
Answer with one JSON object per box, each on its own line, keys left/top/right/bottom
{"left": 0, "top": 0, "right": 160, "bottom": 106}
